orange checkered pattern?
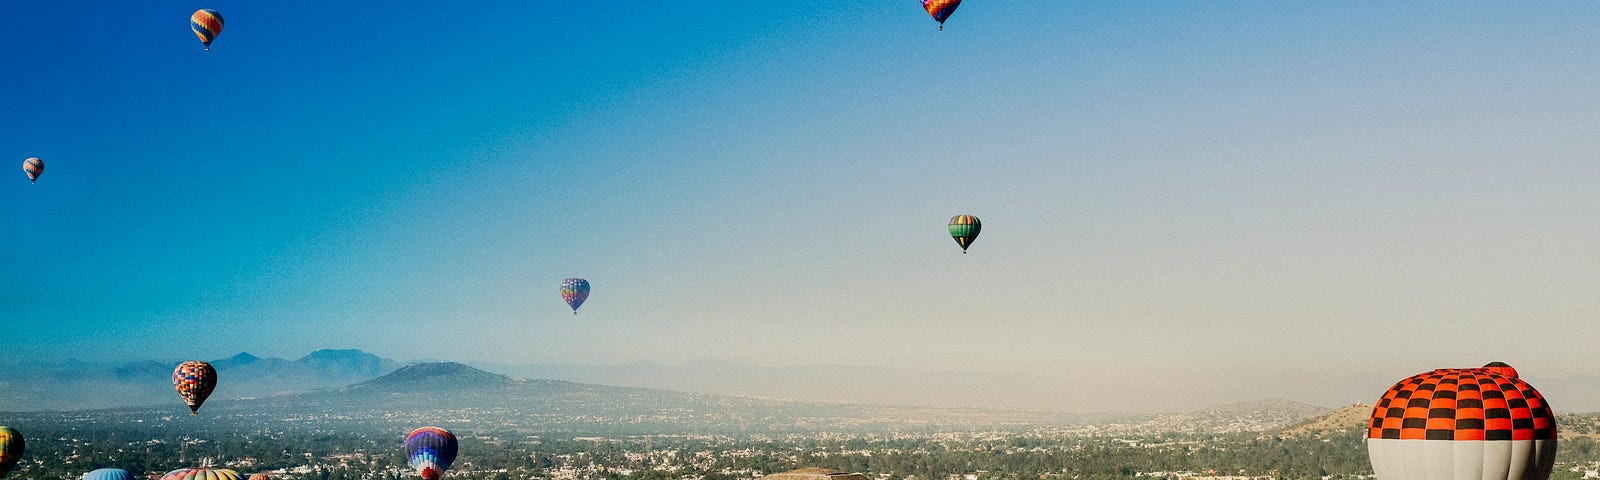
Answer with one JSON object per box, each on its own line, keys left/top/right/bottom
{"left": 1368, "top": 368, "right": 1556, "bottom": 441}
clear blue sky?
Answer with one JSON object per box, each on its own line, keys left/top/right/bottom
{"left": 3, "top": 1, "right": 1598, "bottom": 410}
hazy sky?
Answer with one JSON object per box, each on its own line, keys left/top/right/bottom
{"left": 3, "top": 2, "right": 1597, "bottom": 411}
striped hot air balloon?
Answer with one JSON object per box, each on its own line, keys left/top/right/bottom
{"left": 246, "top": 474, "right": 270, "bottom": 480}
{"left": 190, "top": 9, "right": 224, "bottom": 50}
{"left": 405, "top": 427, "right": 458, "bottom": 480}
{"left": 948, "top": 215, "right": 980, "bottom": 254}
{"left": 1367, "top": 366, "right": 1557, "bottom": 480}
{"left": 560, "top": 278, "right": 590, "bottom": 314}
{"left": 22, "top": 158, "right": 42, "bottom": 183}
{"left": 922, "top": 0, "right": 961, "bottom": 30}
{"left": 0, "top": 427, "right": 22, "bottom": 479}
{"left": 83, "top": 468, "right": 136, "bottom": 480}
{"left": 161, "top": 469, "right": 240, "bottom": 480}
{"left": 172, "top": 361, "right": 218, "bottom": 415}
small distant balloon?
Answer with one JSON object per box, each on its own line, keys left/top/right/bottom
{"left": 405, "top": 427, "right": 458, "bottom": 480}
{"left": 0, "top": 426, "right": 22, "bottom": 479}
{"left": 22, "top": 158, "right": 42, "bottom": 183}
{"left": 190, "top": 9, "right": 224, "bottom": 50}
{"left": 247, "top": 474, "right": 269, "bottom": 480}
{"left": 922, "top": 0, "right": 961, "bottom": 30}
{"left": 948, "top": 215, "right": 981, "bottom": 254}
{"left": 173, "top": 361, "right": 218, "bottom": 415}
{"left": 161, "top": 469, "right": 240, "bottom": 480}
{"left": 560, "top": 278, "right": 590, "bottom": 314}
{"left": 84, "top": 469, "right": 135, "bottom": 480}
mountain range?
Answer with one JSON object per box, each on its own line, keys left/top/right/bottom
{"left": 6, "top": 349, "right": 1600, "bottom": 415}
{"left": 0, "top": 349, "right": 399, "bottom": 411}
{"left": 472, "top": 359, "right": 1107, "bottom": 411}
{"left": 21, "top": 356, "right": 1555, "bottom": 438}
{"left": 470, "top": 360, "right": 1600, "bottom": 413}
{"left": 168, "top": 361, "right": 1121, "bottom": 435}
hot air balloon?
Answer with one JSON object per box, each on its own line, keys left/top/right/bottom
{"left": 0, "top": 427, "right": 22, "bottom": 479}
{"left": 1367, "top": 365, "right": 1557, "bottom": 480}
{"left": 560, "top": 278, "right": 590, "bottom": 314}
{"left": 1483, "top": 362, "right": 1520, "bottom": 379}
{"left": 161, "top": 469, "right": 240, "bottom": 480}
{"left": 922, "top": 0, "right": 961, "bottom": 30}
{"left": 948, "top": 215, "right": 980, "bottom": 254}
{"left": 22, "top": 158, "right": 42, "bottom": 183}
{"left": 84, "top": 468, "right": 136, "bottom": 480}
{"left": 173, "top": 360, "right": 218, "bottom": 415}
{"left": 246, "top": 474, "right": 269, "bottom": 480}
{"left": 190, "top": 9, "right": 224, "bottom": 50}
{"left": 405, "top": 427, "right": 458, "bottom": 480}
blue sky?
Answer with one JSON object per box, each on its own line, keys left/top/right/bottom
{"left": 3, "top": 1, "right": 1598, "bottom": 409}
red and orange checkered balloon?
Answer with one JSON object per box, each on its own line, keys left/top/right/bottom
{"left": 1367, "top": 365, "right": 1556, "bottom": 480}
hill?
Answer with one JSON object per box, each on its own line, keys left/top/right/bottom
{"left": 347, "top": 362, "right": 516, "bottom": 392}
{"left": 1279, "top": 403, "right": 1372, "bottom": 437}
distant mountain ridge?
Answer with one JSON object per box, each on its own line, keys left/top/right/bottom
{"left": 0, "top": 358, "right": 1435, "bottom": 436}
{"left": 475, "top": 359, "right": 1127, "bottom": 412}
{"left": 229, "top": 362, "right": 1119, "bottom": 435}
{"left": 1089, "top": 400, "right": 1332, "bottom": 435}
{"left": 0, "top": 349, "right": 402, "bottom": 411}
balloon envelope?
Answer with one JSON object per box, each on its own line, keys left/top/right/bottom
{"left": 948, "top": 215, "right": 981, "bottom": 253}
{"left": 161, "top": 469, "right": 240, "bottom": 480}
{"left": 173, "top": 361, "right": 218, "bottom": 414}
{"left": 560, "top": 278, "right": 590, "bottom": 313}
{"left": 84, "top": 469, "right": 135, "bottom": 480}
{"left": 247, "top": 474, "right": 269, "bottom": 480}
{"left": 1367, "top": 367, "right": 1557, "bottom": 480}
{"left": 190, "top": 9, "right": 223, "bottom": 50}
{"left": 22, "top": 158, "right": 42, "bottom": 183}
{"left": 922, "top": 0, "right": 961, "bottom": 27}
{"left": 0, "top": 426, "right": 22, "bottom": 479}
{"left": 405, "top": 427, "right": 458, "bottom": 480}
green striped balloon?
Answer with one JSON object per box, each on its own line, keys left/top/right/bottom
{"left": 948, "top": 215, "right": 981, "bottom": 254}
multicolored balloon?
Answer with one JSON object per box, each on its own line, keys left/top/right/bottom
{"left": 922, "top": 0, "right": 961, "bottom": 30}
{"left": 160, "top": 469, "right": 240, "bottom": 480}
{"left": 0, "top": 426, "right": 22, "bottom": 479}
{"left": 1367, "top": 365, "right": 1557, "bottom": 480}
{"left": 405, "top": 427, "right": 458, "bottom": 480}
{"left": 246, "top": 474, "right": 269, "bottom": 480}
{"left": 83, "top": 468, "right": 135, "bottom": 480}
{"left": 22, "top": 158, "right": 42, "bottom": 183}
{"left": 948, "top": 215, "right": 980, "bottom": 254}
{"left": 173, "top": 360, "right": 218, "bottom": 415}
{"left": 560, "top": 278, "right": 590, "bottom": 314}
{"left": 190, "top": 9, "right": 224, "bottom": 50}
